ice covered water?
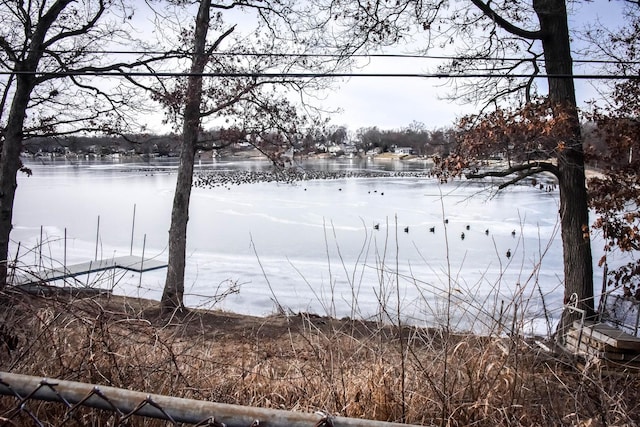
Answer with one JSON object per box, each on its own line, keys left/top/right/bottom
{"left": 12, "top": 157, "right": 607, "bottom": 334}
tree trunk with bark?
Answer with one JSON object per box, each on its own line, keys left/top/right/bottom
{"left": 0, "top": 78, "right": 33, "bottom": 286}
{"left": 160, "top": 0, "right": 211, "bottom": 311}
{"left": 534, "top": 0, "right": 595, "bottom": 332}
{"left": 0, "top": 0, "right": 73, "bottom": 287}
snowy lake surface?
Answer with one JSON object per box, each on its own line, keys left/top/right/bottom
{"left": 12, "top": 156, "right": 609, "bottom": 335}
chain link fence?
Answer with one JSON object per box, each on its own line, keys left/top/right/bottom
{"left": 0, "top": 371, "right": 419, "bottom": 427}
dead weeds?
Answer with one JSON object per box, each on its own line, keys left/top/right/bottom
{"left": 1, "top": 289, "right": 640, "bottom": 426}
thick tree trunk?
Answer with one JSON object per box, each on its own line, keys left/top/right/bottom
{"left": 160, "top": 0, "right": 211, "bottom": 311}
{"left": 0, "top": 0, "right": 72, "bottom": 286}
{"left": 160, "top": 128, "right": 197, "bottom": 310}
{"left": 0, "top": 78, "right": 33, "bottom": 286}
{"left": 534, "top": 0, "right": 595, "bottom": 338}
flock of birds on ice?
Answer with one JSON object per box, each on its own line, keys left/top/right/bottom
{"left": 193, "top": 168, "right": 541, "bottom": 261}
{"left": 373, "top": 220, "right": 517, "bottom": 259}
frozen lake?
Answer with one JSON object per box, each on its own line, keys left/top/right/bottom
{"left": 12, "top": 156, "right": 607, "bottom": 335}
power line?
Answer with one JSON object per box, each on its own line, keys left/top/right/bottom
{"left": 23, "top": 49, "right": 640, "bottom": 66}
{"left": 1, "top": 70, "right": 638, "bottom": 79}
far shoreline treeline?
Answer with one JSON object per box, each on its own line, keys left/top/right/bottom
{"left": 21, "top": 121, "right": 607, "bottom": 167}
{"left": 20, "top": 125, "right": 459, "bottom": 160}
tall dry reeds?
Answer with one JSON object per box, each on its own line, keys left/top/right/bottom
{"left": 1, "top": 287, "right": 640, "bottom": 425}
{"left": 2, "top": 218, "right": 640, "bottom": 426}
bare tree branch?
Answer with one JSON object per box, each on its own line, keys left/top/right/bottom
{"left": 466, "top": 160, "right": 559, "bottom": 187}
{"left": 468, "top": 0, "right": 542, "bottom": 40}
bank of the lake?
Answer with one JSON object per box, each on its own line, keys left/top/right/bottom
{"left": 11, "top": 156, "right": 608, "bottom": 335}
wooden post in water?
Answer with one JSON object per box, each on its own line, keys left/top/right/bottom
{"left": 130, "top": 204, "right": 136, "bottom": 256}
{"left": 139, "top": 234, "right": 146, "bottom": 288}
{"left": 111, "top": 250, "right": 117, "bottom": 290}
{"left": 64, "top": 228, "right": 67, "bottom": 273}
{"left": 39, "top": 225, "right": 43, "bottom": 270}
{"left": 95, "top": 216, "right": 100, "bottom": 262}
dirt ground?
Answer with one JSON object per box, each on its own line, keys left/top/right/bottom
{"left": 84, "top": 292, "right": 394, "bottom": 338}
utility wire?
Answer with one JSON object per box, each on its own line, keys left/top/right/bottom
{"left": 0, "top": 70, "right": 638, "bottom": 79}
{"left": 16, "top": 49, "right": 640, "bottom": 66}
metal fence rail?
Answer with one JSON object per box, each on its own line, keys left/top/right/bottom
{"left": 0, "top": 371, "right": 419, "bottom": 427}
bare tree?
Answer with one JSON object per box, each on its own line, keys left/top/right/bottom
{"left": 0, "top": 0, "right": 168, "bottom": 286}
{"left": 324, "top": 0, "right": 596, "bottom": 331}
{"left": 139, "top": 0, "right": 346, "bottom": 311}
{"left": 583, "top": 3, "right": 640, "bottom": 298}
{"left": 447, "top": 0, "right": 595, "bottom": 334}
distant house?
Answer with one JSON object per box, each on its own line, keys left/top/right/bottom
{"left": 343, "top": 144, "right": 358, "bottom": 155}
{"left": 394, "top": 146, "right": 414, "bottom": 155}
{"left": 315, "top": 143, "right": 328, "bottom": 152}
{"left": 327, "top": 144, "right": 344, "bottom": 155}
{"left": 366, "top": 147, "right": 382, "bottom": 156}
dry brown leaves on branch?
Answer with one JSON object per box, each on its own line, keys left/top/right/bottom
{"left": 587, "top": 80, "right": 640, "bottom": 292}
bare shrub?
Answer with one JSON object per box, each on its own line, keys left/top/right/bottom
{"left": 1, "top": 286, "right": 640, "bottom": 425}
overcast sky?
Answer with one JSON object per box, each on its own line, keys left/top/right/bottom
{"left": 135, "top": 1, "right": 627, "bottom": 134}
{"left": 318, "top": 57, "right": 479, "bottom": 131}
{"left": 316, "top": 1, "right": 627, "bottom": 132}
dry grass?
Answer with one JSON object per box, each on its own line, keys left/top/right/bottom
{"left": 1, "top": 289, "right": 640, "bottom": 426}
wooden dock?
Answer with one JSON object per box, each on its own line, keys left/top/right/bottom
{"left": 567, "top": 320, "right": 640, "bottom": 371}
{"left": 13, "top": 255, "right": 167, "bottom": 286}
